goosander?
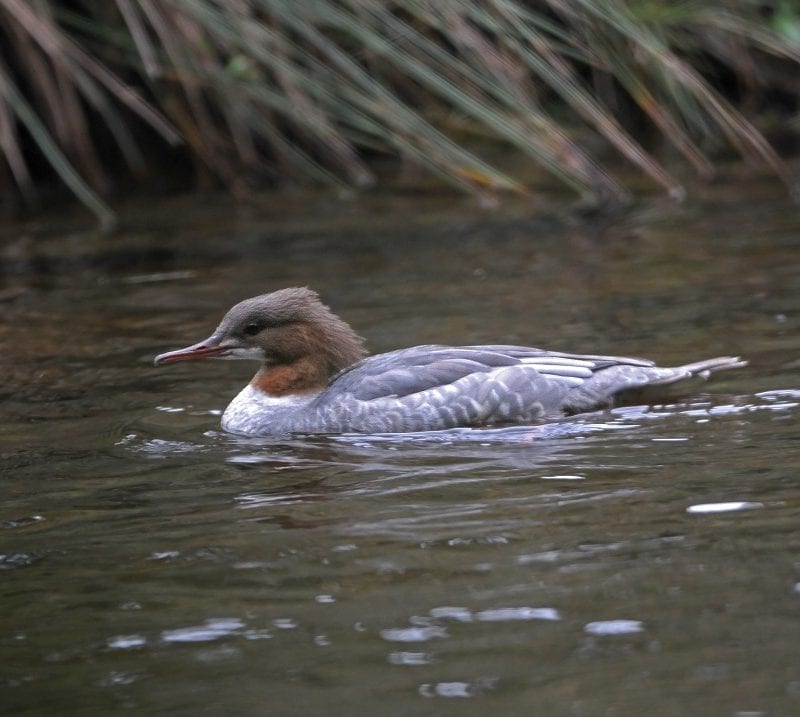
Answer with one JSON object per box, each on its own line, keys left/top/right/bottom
{"left": 154, "top": 287, "right": 746, "bottom": 435}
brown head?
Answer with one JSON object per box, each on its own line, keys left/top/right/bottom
{"left": 154, "top": 288, "right": 367, "bottom": 395}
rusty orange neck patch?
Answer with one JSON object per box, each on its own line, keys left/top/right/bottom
{"left": 250, "top": 358, "right": 329, "bottom": 396}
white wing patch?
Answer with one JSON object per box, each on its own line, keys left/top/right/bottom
{"left": 519, "top": 357, "right": 594, "bottom": 383}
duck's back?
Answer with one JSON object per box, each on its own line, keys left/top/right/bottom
{"left": 279, "top": 344, "right": 730, "bottom": 434}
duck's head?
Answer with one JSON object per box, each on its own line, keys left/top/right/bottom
{"left": 154, "top": 287, "right": 366, "bottom": 378}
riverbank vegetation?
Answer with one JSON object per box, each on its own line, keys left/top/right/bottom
{"left": 2, "top": 1, "right": 799, "bottom": 225}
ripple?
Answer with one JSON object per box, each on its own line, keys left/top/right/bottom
{"left": 584, "top": 620, "right": 644, "bottom": 635}
{"left": 161, "top": 618, "right": 244, "bottom": 644}
{"left": 0, "top": 515, "right": 45, "bottom": 530}
{"left": 148, "top": 550, "right": 181, "bottom": 561}
{"left": 388, "top": 651, "right": 432, "bottom": 665}
{"left": 120, "top": 391, "right": 799, "bottom": 467}
{"left": 0, "top": 553, "right": 36, "bottom": 569}
{"left": 96, "top": 670, "right": 142, "bottom": 686}
{"left": 475, "top": 607, "right": 561, "bottom": 622}
{"left": 380, "top": 626, "right": 448, "bottom": 642}
{"left": 108, "top": 634, "right": 147, "bottom": 650}
{"left": 235, "top": 490, "right": 322, "bottom": 508}
{"left": 120, "top": 436, "right": 212, "bottom": 456}
{"left": 272, "top": 618, "right": 297, "bottom": 630}
{"left": 687, "top": 501, "right": 765, "bottom": 514}
{"left": 419, "top": 676, "right": 498, "bottom": 698}
{"left": 539, "top": 474, "right": 585, "bottom": 481}
{"left": 756, "top": 389, "right": 800, "bottom": 399}
{"left": 420, "top": 682, "right": 471, "bottom": 698}
{"left": 429, "top": 606, "right": 473, "bottom": 622}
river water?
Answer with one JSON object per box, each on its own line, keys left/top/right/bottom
{"left": 2, "top": 173, "right": 799, "bottom": 716}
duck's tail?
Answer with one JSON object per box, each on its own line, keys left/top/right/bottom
{"left": 672, "top": 356, "right": 748, "bottom": 380}
{"left": 562, "top": 355, "right": 747, "bottom": 415}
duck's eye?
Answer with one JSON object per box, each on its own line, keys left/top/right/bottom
{"left": 243, "top": 321, "right": 265, "bottom": 336}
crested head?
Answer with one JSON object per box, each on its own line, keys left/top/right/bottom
{"left": 154, "top": 287, "right": 367, "bottom": 394}
{"left": 217, "top": 288, "right": 335, "bottom": 339}
{"left": 214, "top": 287, "right": 365, "bottom": 371}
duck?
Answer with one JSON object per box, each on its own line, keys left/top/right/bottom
{"left": 154, "top": 287, "right": 746, "bottom": 436}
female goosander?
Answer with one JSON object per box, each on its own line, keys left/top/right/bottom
{"left": 154, "top": 287, "right": 746, "bottom": 436}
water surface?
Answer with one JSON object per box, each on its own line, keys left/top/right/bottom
{"left": 2, "top": 175, "right": 799, "bottom": 716}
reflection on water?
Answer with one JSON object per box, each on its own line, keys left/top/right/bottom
{"left": 2, "top": 175, "right": 800, "bottom": 715}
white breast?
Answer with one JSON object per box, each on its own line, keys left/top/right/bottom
{"left": 221, "top": 384, "right": 316, "bottom": 434}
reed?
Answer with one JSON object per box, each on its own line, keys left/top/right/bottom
{"left": 1, "top": 1, "right": 798, "bottom": 224}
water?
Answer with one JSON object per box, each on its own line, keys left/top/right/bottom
{"left": 2, "top": 174, "right": 800, "bottom": 716}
